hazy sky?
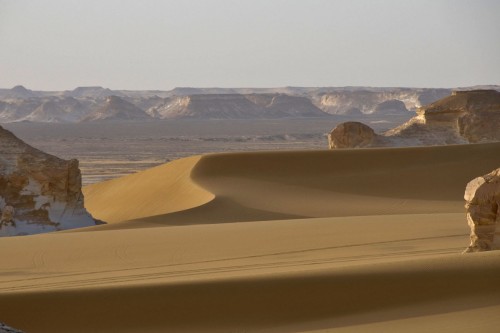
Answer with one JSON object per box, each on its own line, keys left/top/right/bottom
{"left": 1, "top": 0, "right": 499, "bottom": 90}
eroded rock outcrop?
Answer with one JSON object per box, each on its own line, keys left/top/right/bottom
{"left": 0, "top": 126, "right": 97, "bottom": 236}
{"left": 463, "top": 168, "right": 500, "bottom": 253}
{"left": 328, "top": 122, "right": 380, "bottom": 149}
{"left": 373, "top": 99, "right": 408, "bottom": 115}
{"left": 316, "top": 88, "right": 451, "bottom": 114}
{"left": 328, "top": 90, "right": 500, "bottom": 149}
{"left": 0, "top": 322, "right": 24, "bottom": 333}
{"left": 82, "top": 95, "right": 152, "bottom": 122}
{"left": 147, "top": 94, "right": 329, "bottom": 119}
{"left": 2, "top": 85, "right": 499, "bottom": 123}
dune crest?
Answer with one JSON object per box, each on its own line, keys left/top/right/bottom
{"left": 83, "top": 142, "right": 500, "bottom": 229}
{"left": 83, "top": 156, "right": 214, "bottom": 223}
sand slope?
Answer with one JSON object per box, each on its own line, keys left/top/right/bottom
{"left": 2, "top": 142, "right": 500, "bottom": 332}
{"left": 83, "top": 155, "right": 213, "bottom": 223}
{"left": 85, "top": 142, "right": 500, "bottom": 227}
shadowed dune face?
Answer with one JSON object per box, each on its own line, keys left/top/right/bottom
{"left": 85, "top": 142, "right": 500, "bottom": 227}
{"left": 191, "top": 143, "right": 500, "bottom": 201}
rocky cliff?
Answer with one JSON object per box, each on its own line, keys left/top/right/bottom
{"left": 21, "top": 97, "right": 91, "bottom": 123}
{"left": 147, "top": 94, "right": 329, "bottom": 119}
{"left": 147, "top": 94, "right": 263, "bottom": 119}
{"left": 0, "top": 126, "right": 97, "bottom": 236}
{"left": 328, "top": 90, "right": 500, "bottom": 149}
{"left": 315, "top": 88, "right": 451, "bottom": 114}
{"left": 82, "top": 95, "right": 152, "bottom": 122}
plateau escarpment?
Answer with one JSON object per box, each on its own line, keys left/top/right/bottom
{"left": 82, "top": 95, "right": 152, "bottom": 122}
{"left": 0, "top": 126, "right": 97, "bottom": 236}
{"left": 2, "top": 85, "right": 497, "bottom": 123}
{"left": 147, "top": 94, "right": 263, "bottom": 119}
{"left": 328, "top": 90, "right": 500, "bottom": 148}
{"left": 147, "top": 94, "right": 329, "bottom": 119}
{"left": 23, "top": 97, "right": 91, "bottom": 123}
{"left": 315, "top": 88, "right": 451, "bottom": 114}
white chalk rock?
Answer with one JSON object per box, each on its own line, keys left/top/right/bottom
{"left": 463, "top": 168, "right": 500, "bottom": 253}
{"left": 0, "top": 125, "right": 97, "bottom": 236}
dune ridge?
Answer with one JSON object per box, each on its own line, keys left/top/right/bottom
{"left": 85, "top": 142, "right": 500, "bottom": 228}
{"left": 83, "top": 155, "right": 214, "bottom": 223}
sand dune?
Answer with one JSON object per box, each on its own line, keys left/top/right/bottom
{"left": 84, "top": 142, "right": 500, "bottom": 227}
{"left": 2, "top": 142, "right": 500, "bottom": 332}
{"left": 83, "top": 155, "right": 214, "bottom": 223}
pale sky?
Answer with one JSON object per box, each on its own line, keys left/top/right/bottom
{"left": 0, "top": 0, "right": 499, "bottom": 90}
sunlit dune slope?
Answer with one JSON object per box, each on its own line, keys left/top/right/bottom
{"left": 84, "top": 142, "right": 500, "bottom": 227}
{"left": 1, "top": 233, "right": 499, "bottom": 333}
{"left": 83, "top": 155, "right": 213, "bottom": 223}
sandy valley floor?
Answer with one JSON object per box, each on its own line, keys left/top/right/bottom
{"left": 1, "top": 142, "right": 500, "bottom": 332}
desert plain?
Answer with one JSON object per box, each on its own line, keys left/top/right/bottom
{"left": 0, "top": 125, "right": 500, "bottom": 332}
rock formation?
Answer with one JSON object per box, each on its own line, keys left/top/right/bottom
{"left": 64, "top": 86, "right": 118, "bottom": 98}
{"left": 0, "top": 126, "right": 97, "bottom": 236}
{"left": 373, "top": 99, "right": 408, "bottom": 115}
{"left": 343, "top": 107, "right": 363, "bottom": 116}
{"left": 4, "top": 85, "right": 496, "bottom": 123}
{"left": 81, "top": 95, "right": 152, "bottom": 122}
{"left": 328, "top": 90, "right": 500, "bottom": 149}
{"left": 246, "top": 94, "right": 328, "bottom": 118}
{"left": 147, "top": 94, "right": 264, "bottom": 119}
{"left": 463, "top": 168, "right": 500, "bottom": 253}
{"left": 328, "top": 122, "right": 379, "bottom": 149}
{"left": 22, "top": 97, "right": 91, "bottom": 123}
{"left": 0, "top": 322, "right": 24, "bottom": 333}
{"left": 147, "top": 93, "right": 329, "bottom": 119}
{"left": 315, "top": 88, "right": 450, "bottom": 114}
{"left": 388, "top": 90, "right": 500, "bottom": 144}
{"left": 1, "top": 205, "right": 15, "bottom": 226}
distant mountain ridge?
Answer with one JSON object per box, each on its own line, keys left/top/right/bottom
{"left": 147, "top": 94, "right": 328, "bottom": 119}
{"left": 0, "top": 85, "right": 498, "bottom": 123}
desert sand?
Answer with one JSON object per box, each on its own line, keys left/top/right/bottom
{"left": 1, "top": 142, "right": 500, "bottom": 332}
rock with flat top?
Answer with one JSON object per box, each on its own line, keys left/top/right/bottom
{"left": 463, "top": 168, "right": 500, "bottom": 253}
{"left": 328, "top": 90, "right": 500, "bottom": 149}
{"left": 0, "top": 125, "right": 97, "bottom": 236}
{"left": 388, "top": 89, "right": 500, "bottom": 145}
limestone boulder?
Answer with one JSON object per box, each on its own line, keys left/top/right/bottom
{"left": 0, "top": 125, "right": 97, "bottom": 236}
{"left": 328, "top": 122, "right": 380, "bottom": 149}
{"left": 463, "top": 168, "right": 500, "bottom": 253}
